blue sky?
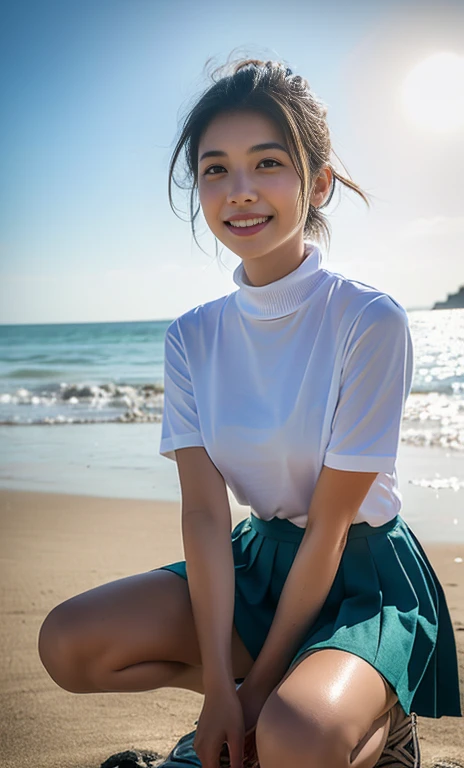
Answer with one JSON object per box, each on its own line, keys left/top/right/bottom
{"left": 1, "top": 0, "right": 463, "bottom": 324}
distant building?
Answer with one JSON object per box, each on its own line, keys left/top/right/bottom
{"left": 433, "top": 285, "right": 464, "bottom": 309}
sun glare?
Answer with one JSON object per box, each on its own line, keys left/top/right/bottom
{"left": 401, "top": 52, "right": 464, "bottom": 133}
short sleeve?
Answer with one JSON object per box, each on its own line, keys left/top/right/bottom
{"left": 323, "top": 296, "right": 414, "bottom": 474}
{"left": 159, "top": 320, "right": 205, "bottom": 461}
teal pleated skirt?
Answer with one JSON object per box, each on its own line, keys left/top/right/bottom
{"left": 156, "top": 512, "right": 462, "bottom": 718}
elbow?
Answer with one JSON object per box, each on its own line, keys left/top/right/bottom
{"left": 182, "top": 507, "right": 232, "bottom": 534}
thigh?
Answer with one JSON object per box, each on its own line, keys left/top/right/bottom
{"left": 39, "top": 568, "right": 255, "bottom": 678}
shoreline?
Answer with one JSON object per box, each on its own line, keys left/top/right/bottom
{"left": 2, "top": 434, "right": 464, "bottom": 543}
{"left": 0, "top": 488, "right": 463, "bottom": 767}
{"left": 1, "top": 422, "right": 464, "bottom": 541}
{"left": 1, "top": 482, "right": 464, "bottom": 544}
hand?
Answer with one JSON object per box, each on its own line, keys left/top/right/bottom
{"left": 193, "top": 684, "right": 245, "bottom": 768}
{"left": 235, "top": 676, "right": 274, "bottom": 766}
{"left": 236, "top": 676, "right": 272, "bottom": 733}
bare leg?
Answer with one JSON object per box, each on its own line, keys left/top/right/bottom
{"left": 38, "top": 569, "right": 254, "bottom": 695}
{"left": 255, "top": 649, "right": 399, "bottom": 768}
{"left": 98, "top": 658, "right": 210, "bottom": 694}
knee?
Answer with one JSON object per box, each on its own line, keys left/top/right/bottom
{"left": 38, "top": 601, "right": 91, "bottom": 693}
{"left": 255, "top": 691, "right": 350, "bottom": 768}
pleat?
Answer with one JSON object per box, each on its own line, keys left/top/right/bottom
{"left": 232, "top": 525, "right": 279, "bottom": 606}
{"left": 369, "top": 528, "right": 437, "bottom": 713}
{"left": 287, "top": 520, "right": 461, "bottom": 717}
{"left": 392, "top": 521, "right": 461, "bottom": 716}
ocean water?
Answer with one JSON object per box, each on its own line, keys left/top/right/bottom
{"left": 0, "top": 309, "right": 463, "bottom": 532}
{"left": 1, "top": 310, "right": 464, "bottom": 444}
{"left": 0, "top": 319, "right": 168, "bottom": 426}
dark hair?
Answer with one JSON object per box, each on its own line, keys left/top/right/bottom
{"left": 168, "top": 55, "right": 372, "bottom": 258}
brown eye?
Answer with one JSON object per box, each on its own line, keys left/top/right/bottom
{"left": 203, "top": 165, "right": 225, "bottom": 175}
{"left": 203, "top": 158, "right": 282, "bottom": 176}
{"left": 259, "top": 159, "right": 281, "bottom": 168}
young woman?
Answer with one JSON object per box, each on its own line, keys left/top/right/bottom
{"left": 38, "top": 57, "right": 461, "bottom": 768}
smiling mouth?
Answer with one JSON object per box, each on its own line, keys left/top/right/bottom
{"left": 225, "top": 216, "right": 273, "bottom": 229}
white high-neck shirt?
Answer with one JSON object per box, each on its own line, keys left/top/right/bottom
{"left": 160, "top": 242, "right": 414, "bottom": 528}
{"left": 232, "top": 240, "right": 326, "bottom": 319}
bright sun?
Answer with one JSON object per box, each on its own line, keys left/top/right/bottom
{"left": 401, "top": 52, "right": 464, "bottom": 133}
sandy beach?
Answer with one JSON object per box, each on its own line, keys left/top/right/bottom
{"left": 1, "top": 487, "right": 463, "bottom": 768}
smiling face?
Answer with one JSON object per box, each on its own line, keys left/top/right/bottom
{"left": 197, "top": 109, "right": 309, "bottom": 265}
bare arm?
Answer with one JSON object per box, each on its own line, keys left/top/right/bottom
{"left": 243, "top": 465, "right": 379, "bottom": 694}
{"left": 182, "top": 510, "right": 235, "bottom": 692}
{"left": 175, "top": 446, "right": 237, "bottom": 695}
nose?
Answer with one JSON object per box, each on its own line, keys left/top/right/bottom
{"left": 226, "top": 174, "right": 258, "bottom": 206}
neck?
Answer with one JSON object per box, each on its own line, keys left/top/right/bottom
{"left": 239, "top": 233, "right": 306, "bottom": 287}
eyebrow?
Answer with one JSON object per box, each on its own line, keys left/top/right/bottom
{"left": 199, "top": 141, "right": 289, "bottom": 162}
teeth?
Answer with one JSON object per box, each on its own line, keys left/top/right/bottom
{"left": 229, "top": 216, "right": 269, "bottom": 228}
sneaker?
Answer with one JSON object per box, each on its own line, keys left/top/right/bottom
{"left": 155, "top": 679, "right": 249, "bottom": 767}
{"left": 158, "top": 728, "right": 201, "bottom": 766}
{"left": 375, "top": 703, "right": 421, "bottom": 767}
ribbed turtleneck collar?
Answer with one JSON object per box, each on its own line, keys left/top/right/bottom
{"left": 232, "top": 241, "right": 324, "bottom": 320}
